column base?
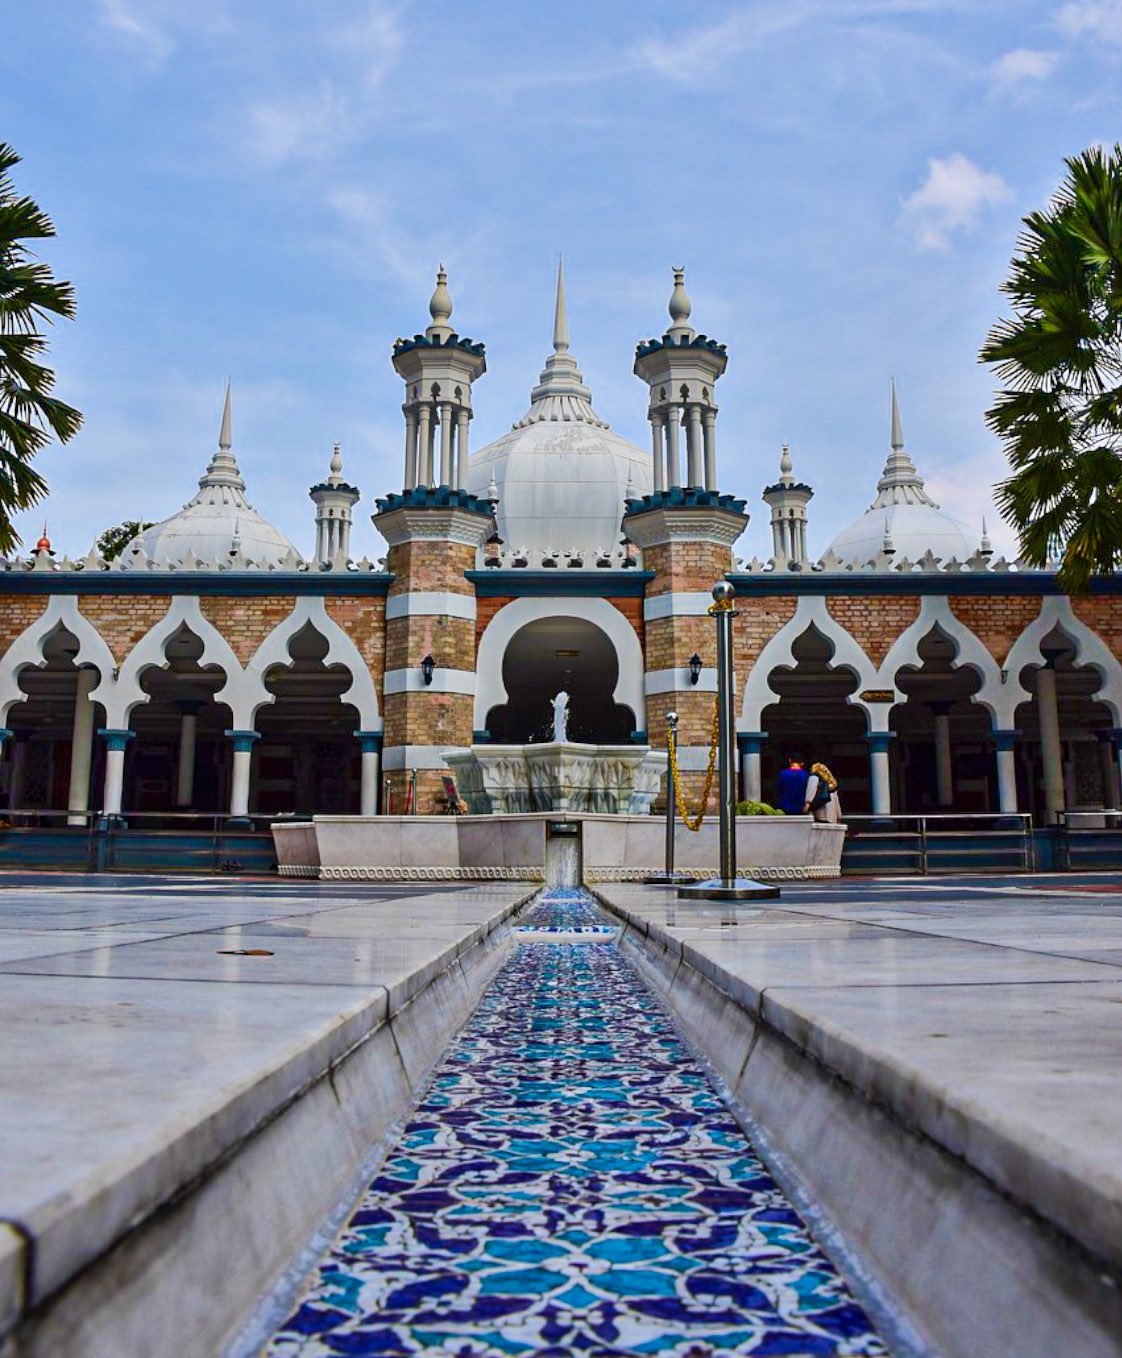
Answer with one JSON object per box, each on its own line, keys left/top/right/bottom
{"left": 677, "top": 877, "right": 780, "bottom": 901}
{"left": 225, "top": 816, "right": 253, "bottom": 830}
{"left": 643, "top": 871, "right": 693, "bottom": 885}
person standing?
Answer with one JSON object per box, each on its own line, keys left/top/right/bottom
{"left": 804, "top": 761, "right": 842, "bottom": 823}
{"left": 775, "top": 754, "right": 810, "bottom": 815}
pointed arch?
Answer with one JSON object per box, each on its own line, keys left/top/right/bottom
{"left": 876, "top": 596, "right": 1005, "bottom": 723}
{"left": 740, "top": 596, "right": 880, "bottom": 731}
{"left": 1001, "top": 596, "right": 1122, "bottom": 726}
{"left": 0, "top": 598, "right": 116, "bottom": 726}
{"left": 247, "top": 597, "right": 381, "bottom": 730}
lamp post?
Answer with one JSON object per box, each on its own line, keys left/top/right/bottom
{"left": 645, "top": 711, "right": 686, "bottom": 885}
{"left": 679, "top": 581, "right": 780, "bottom": 902}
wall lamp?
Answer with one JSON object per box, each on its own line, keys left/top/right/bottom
{"left": 420, "top": 654, "right": 436, "bottom": 686}
{"left": 688, "top": 653, "right": 703, "bottom": 686}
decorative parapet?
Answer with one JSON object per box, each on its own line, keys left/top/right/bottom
{"left": 474, "top": 544, "right": 642, "bottom": 571}
{"left": 373, "top": 485, "right": 494, "bottom": 550}
{"left": 733, "top": 547, "right": 1052, "bottom": 577}
{"left": 624, "top": 487, "right": 747, "bottom": 517}
{"left": 1, "top": 546, "right": 388, "bottom": 575}
{"left": 634, "top": 334, "right": 728, "bottom": 359}
{"left": 392, "top": 332, "right": 485, "bottom": 358}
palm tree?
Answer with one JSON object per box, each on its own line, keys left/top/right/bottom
{"left": 0, "top": 142, "right": 82, "bottom": 553}
{"left": 981, "top": 145, "right": 1122, "bottom": 593}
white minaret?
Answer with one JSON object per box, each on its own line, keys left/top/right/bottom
{"left": 309, "top": 442, "right": 360, "bottom": 564}
{"left": 633, "top": 267, "right": 728, "bottom": 493}
{"left": 762, "top": 442, "right": 814, "bottom": 568}
{"left": 391, "top": 265, "right": 487, "bottom": 491}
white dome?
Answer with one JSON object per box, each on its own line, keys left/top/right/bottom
{"left": 125, "top": 387, "right": 298, "bottom": 568}
{"left": 826, "top": 384, "right": 977, "bottom": 566}
{"left": 465, "top": 267, "right": 652, "bottom": 556}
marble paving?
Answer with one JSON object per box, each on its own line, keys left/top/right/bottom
{"left": 266, "top": 889, "right": 883, "bottom": 1357}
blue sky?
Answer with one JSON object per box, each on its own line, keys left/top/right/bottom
{"left": 2, "top": 0, "right": 1120, "bottom": 563}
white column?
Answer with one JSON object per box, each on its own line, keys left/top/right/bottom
{"left": 404, "top": 410, "right": 419, "bottom": 490}
{"left": 361, "top": 750, "right": 380, "bottom": 815}
{"left": 992, "top": 730, "right": 1019, "bottom": 814}
{"left": 99, "top": 730, "right": 133, "bottom": 820}
{"left": 226, "top": 731, "right": 259, "bottom": 819}
{"left": 439, "top": 402, "right": 454, "bottom": 486}
{"left": 1097, "top": 736, "right": 1117, "bottom": 810}
{"left": 686, "top": 403, "right": 704, "bottom": 488}
{"left": 933, "top": 706, "right": 953, "bottom": 807}
{"left": 702, "top": 409, "right": 717, "bottom": 491}
{"left": 651, "top": 418, "right": 665, "bottom": 495}
{"left": 744, "top": 748, "right": 761, "bottom": 801}
{"left": 416, "top": 403, "right": 433, "bottom": 488}
{"left": 175, "top": 701, "right": 201, "bottom": 807}
{"left": 867, "top": 733, "right": 894, "bottom": 815}
{"left": 1036, "top": 665, "right": 1064, "bottom": 823}
{"left": 67, "top": 668, "right": 97, "bottom": 826}
{"left": 665, "top": 406, "right": 681, "bottom": 489}
{"left": 455, "top": 410, "right": 470, "bottom": 490}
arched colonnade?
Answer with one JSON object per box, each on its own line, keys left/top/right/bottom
{"left": 0, "top": 596, "right": 382, "bottom": 823}
{"left": 739, "top": 595, "right": 1122, "bottom": 821}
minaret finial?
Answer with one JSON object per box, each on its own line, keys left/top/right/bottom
{"left": 668, "top": 266, "right": 693, "bottom": 336}
{"left": 891, "top": 377, "right": 904, "bottom": 452}
{"left": 329, "top": 441, "right": 343, "bottom": 485}
{"left": 779, "top": 441, "right": 793, "bottom": 484}
{"left": 220, "top": 379, "right": 232, "bottom": 450}
{"left": 428, "top": 263, "right": 453, "bottom": 336}
{"left": 553, "top": 255, "right": 569, "bottom": 354}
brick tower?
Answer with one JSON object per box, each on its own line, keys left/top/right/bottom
{"left": 624, "top": 268, "right": 748, "bottom": 800}
{"left": 374, "top": 267, "right": 492, "bottom": 810}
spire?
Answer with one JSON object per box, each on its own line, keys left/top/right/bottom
{"left": 427, "top": 263, "right": 453, "bottom": 338}
{"left": 196, "top": 382, "right": 247, "bottom": 497}
{"left": 667, "top": 266, "right": 694, "bottom": 339}
{"left": 515, "top": 260, "right": 608, "bottom": 429}
{"left": 553, "top": 255, "right": 569, "bottom": 354}
{"left": 870, "top": 379, "right": 936, "bottom": 510}
{"left": 779, "top": 441, "right": 793, "bottom": 486}
{"left": 219, "top": 379, "right": 232, "bottom": 450}
{"left": 329, "top": 440, "right": 343, "bottom": 487}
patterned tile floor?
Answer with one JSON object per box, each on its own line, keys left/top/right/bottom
{"left": 265, "top": 890, "right": 885, "bottom": 1357}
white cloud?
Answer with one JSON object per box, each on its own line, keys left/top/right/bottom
{"left": 1058, "top": 0, "right": 1122, "bottom": 45}
{"left": 331, "top": 8, "right": 404, "bottom": 90}
{"left": 988, "top": 47, "right": 1058, "bottom": 94}
{"left": 246, "top": 86, "right": 351, "bottom": 166}
{"left": 926, "top": 454, "right": 1017, "bottom": 557}
{"left": 902, "top": 153, "right": 1012, "bottom": 251}
{"left": 96, "top": 0, "right": 230, "bottom": 67}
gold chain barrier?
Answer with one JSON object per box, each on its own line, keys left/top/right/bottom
{"left": 666, "top": 595, "right": 736, "bottom": 831}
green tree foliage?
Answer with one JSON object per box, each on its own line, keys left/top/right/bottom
{"left": 0, "top": 143, "right": 81, "bottom": 553}
{"left": 981, "top": 145, "right": 1122, "bottom": 594}
{"left": 97, "top": 520, "right": 153, "bottom": 562}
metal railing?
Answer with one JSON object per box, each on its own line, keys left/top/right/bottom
{"left": 0, "top": 808, "right": 286, "bottom": 874}
{"left": 841, "top": 812, "right": 1035, "bottom": 875}
{"left": 1051, "top": 809, "right": 1122, "bottom": 872}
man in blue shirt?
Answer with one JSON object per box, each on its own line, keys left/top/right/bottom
{"left": 775, "top": 754, "right": 810, "bottom": 815}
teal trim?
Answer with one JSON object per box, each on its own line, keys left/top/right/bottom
{"left": 992, "top": 728, "right": 1021, "bottom": 752}
{"left": 393, "top": 333, "right": 485, "bottom": 358}
{"left": 374, "top": 485, "right": 492, "bottom": 517}
{"left": 467, "top": 570, "right": 653, "bottom": 598}
{"left": 97, "top": 728, "right": 135, "bottom": 752}
{"left": 472, "top": 729, "right": 491, "bottom": 742}
{"left": 727, "top": 571, "right": 1122, "bottom": 597}
{"left": 0, "top": 572, "right": 392, "bottom": 597}
{"left": 737, "top": 732, "right": 768, "bottom": 754}
{"left": 635, "top": 333, "right": 727, "bottom": 359}
{"left": 0, "top": 728, "right": 11, "bottom": 745}
{"left": 355, "top": 730, "right": 383, "bottom": 753}
{"left": 224, "top": 729, "right": 261, "bottom": 753}
{"left": 630, "top": 730, "right": 648, "bottom": 743}
{"left": 864, "top": 732, "right": 896, "bottom": 753}
{"left": 623, "top": 487, "right": 747, "bottom": 517}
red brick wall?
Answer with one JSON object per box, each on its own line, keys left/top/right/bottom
{"left": 827, "top": 596, "right": 921, "bottom": 668}
{"left": 949, "top": 597, "right": 1042, "bottom": 665}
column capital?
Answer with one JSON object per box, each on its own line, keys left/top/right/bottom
{"left": 1097, "top": 727, "right": 1122, "bottom": 747}
{"left": 864, "top": 731, "right": 896, "bottom": 754}
{"left": 97, "top": 728, "right": 135, "bottom": 752}
{"left": 176, "top": 699, "right": 206, "bottom": 716}
{"left": 737, "top": 731, "right": 768, "bottom": 753}
{"left": 929, "top": 700, "right": 955, "bottom": 718}
{"left": 354, "top": 730, "right": 384, "bottom": 754}
{"left": 0, "top": 728, "right": 12, "bottom": 745}
{"left": 991, "top": 727, "right": 1021, "bottom": 752}
{"left": 224, "top": 729, "right": 261, "bottom": 753}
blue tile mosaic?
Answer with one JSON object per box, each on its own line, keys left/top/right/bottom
{"left": 266, "top": 890, "right": 885, "bottom": 1357}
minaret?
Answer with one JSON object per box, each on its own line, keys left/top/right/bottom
{"left": 309, "top": 442, "right": 360, "bottom": 565}
{"left": 624, "top": 267, "right": 747, "bottom": 808}
{"left": 391, "top": 265, "right": 487, "bottom": 490}
{"left": 633, "top": 267, "right": 728, "bottom": 492}
{"left": 375, "top": 267, "right": 493, "bottom": 811}
{"left": 762, "top": 443, "right": 814, "bottom": 568}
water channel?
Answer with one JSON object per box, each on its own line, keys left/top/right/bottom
{"left": 261, "top": 888, "right": 885, "bottom": 1357}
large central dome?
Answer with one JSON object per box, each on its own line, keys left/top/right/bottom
{"left": 466, "top": 264, "right": 652, "bottom": 558}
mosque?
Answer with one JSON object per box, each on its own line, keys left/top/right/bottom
{"left": 1, "top": 262, "right": 1121, "bottom": 849}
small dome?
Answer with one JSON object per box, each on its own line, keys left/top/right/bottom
{"left": 126, "top": 385, "right": 298, "bottom": 568}
{"left": 826, "top": 382, "right": 976, "bottom": 566}
{"left": 465, "top": 262, "right": 652, "bottom": 555}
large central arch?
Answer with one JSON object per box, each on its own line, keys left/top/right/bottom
{"left": 474, "top": 597, "right": 646, "bottom": 740}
